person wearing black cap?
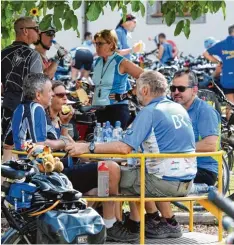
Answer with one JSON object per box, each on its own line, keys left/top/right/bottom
{"left": 115, "top": 14, "right": 142, "bottom": 60}
{"left": 34, "top": 24, "right": 66, "bottom": 79}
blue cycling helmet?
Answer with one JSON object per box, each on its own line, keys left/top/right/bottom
{"left": 204, "top": 37, "right": 217, "bottom": 49}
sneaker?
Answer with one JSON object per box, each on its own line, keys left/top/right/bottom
{"left": 124, "top": 217, "right": 140, "bottom": 233}
{"left": 145, "top": 218, "right": 182, "bottom": 239}
{"left": 106, "top": 221, "right": 139, "bottom": 242}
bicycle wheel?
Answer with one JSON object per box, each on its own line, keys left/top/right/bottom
{"left": 1, "top": 228, "right": 33, "bottom": 244}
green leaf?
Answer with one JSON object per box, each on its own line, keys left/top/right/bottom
{"left": 174, "top": 20, "right": 184, "bottom": 36}
{"left": 165, "top": 11, "right": 176, "bottom": 26}
{"left": 198, "top": 1, "right": 207, "bottom": 8}
{"left": 221, "top": 1, "right": 226, "bottom": 19}
{"left": 64, "top": 18, "right": 71, "bottom": 30}
{"left": 10, "top": 1, "right": 23, "bottom": 11}
{"left": 53, "top": 16, "right": 62, "bottom": 30}
{"left": 148, "top": 0, "right": 155, "bottom": 6}
{"left": 190, "top": 6, "right": 198, "bottom": 20}
{"left": 71, "top": 14, "right": 78, "bottom": 30}
{"left": 139, "top": 2, "right": 145, "bottom": 17}
{"left": 86, "top": 2, "right": 101, "bottom": 21}
{"left": 183, "top": 19, "right": 191, "bottom": 39}
{"left": 131, "top": 0, "right": 140, "bottom": 12}
{"left": 73, "top": 0, "right": 82, "bottom": 10}
{"left": 122, "top": 5, "right": 127, "bottom": 19}
{"left": 24, "top": 1, "right": 36, "bottom": 12}
{"left": 109, "top": 1, "right": 117, "bottom": 11}
{"left": 54, "top": 4, "right": 64, "bottom": 18}
{"left": 47, "top": 1, "right": 54, "bottom": 10}
{"left": 39, "top": 14, "right": 52, "bottom": 30}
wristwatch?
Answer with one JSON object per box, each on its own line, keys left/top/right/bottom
{"left": 88, "top": 141, "right": 96, "bottom": 153}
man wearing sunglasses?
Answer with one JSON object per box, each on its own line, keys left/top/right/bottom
{"left": 34, "top": 24, "right": 66, "bottom": 79}
{"left": 1, "top": 17, "right": 43, "bottom": 162}
{"left": 171, "top": 70, "right": 221, "bottom": 187}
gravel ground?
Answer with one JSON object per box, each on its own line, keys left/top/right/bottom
{"left": 1, "top": 219, "right": 228, "bottom": 238}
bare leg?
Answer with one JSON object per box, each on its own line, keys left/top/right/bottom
{"left": 145, "top": 201, "right": 158, "bottom": 213}
{"left": 71, "top": 67, "right": 80, "bottom": 80}
{"left": 226, "top": 93, "right": 234, "bottom": 120}
{"left": 156, "top": 202, "right": 173, "bottom": 218}
{"left": 2, "top": 144, "right": 14, "bottom": 162}
{"left": 82, "top": 69, "right": 90, "bottom": 79}
{"left": 129, "top": 202, "right": 140, "bottom": 222}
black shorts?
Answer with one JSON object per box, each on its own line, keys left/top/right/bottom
{"left": 222, "top": 88, "right": 234, "bottom": 95}
{"left": 95, "top": 104, "right": 130, "bottom": 130}
{"left": 63, "top": 162, "right": 98, "bottom": 194}
{"left": 1, "top": 107, "right": 13, "bottom": 145}
{"left": 73, "top": 49, "right": 93, "bottom": 71}
{"left": 194, "top": 167, "right": 217, "bottom": 186}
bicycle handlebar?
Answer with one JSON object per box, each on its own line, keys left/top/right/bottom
{"left": 208, "top": 189, "right": 234, "bottom": 219}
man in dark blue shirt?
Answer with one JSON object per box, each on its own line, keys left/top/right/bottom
{"left": 204, "top": 24, "right": 234, "bottom": 120}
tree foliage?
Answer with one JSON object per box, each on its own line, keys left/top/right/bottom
{"left": 1, "top": 0, "right": 226, "bottom": 49}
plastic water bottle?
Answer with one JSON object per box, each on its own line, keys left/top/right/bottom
{"left": 189, "top": 183, "right": 209, "bottom": 194}
{"left": 113, "top": 121, "right": 123, "bottom": 141}
{"left": 94, "top": 123, "right": 102, "bottom": 143}
{"left": 105, "top": 121, "right": 113, "bottom": 142}
{"left": 52, "top": 40, "right": 71, "bottom": 62}
{"left": 102, "top": 122, "right": 107, "bottom": 142}
{"left": 98, "top": 162, "right": 109, "bottom": 197}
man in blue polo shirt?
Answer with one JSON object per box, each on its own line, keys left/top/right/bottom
{"left": 66, "top": 71, "right": 197, "bottom": 241}
{"left": 203, "top": 24, "right": 234, "bottom": 120}
{"left": 171, "top": 70, "right": 221, "bottom": 186}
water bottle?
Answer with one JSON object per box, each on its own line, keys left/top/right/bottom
{"left": 188, "top": 183, "right": 209, "bottom": 194}
{"left": 105, "top": 121, "right": 113, "bottom": 142}
{"left": 94, "top": 123, "right": 102, "bottom": 143}
{"left": 98, "top": 162, "right": 109, "bottom": 197}
{"left": 102, "top": 122, "right": 107, "bottom": 142}
{"left": 52, "top": 40, "right": 71, "bottom": 62}
{"left": 113, "top": 121, "right": 123, "bottom": 141}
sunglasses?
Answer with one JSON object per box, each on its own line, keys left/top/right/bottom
{"left": 54, "top": 93, "right": 68, "bottom": 98}
{"left": 170, "top": 85, "right": 194, "bottom": 93}
{"left": 94, "top": 42, "right": 107, "bottom": 47}
{"left": 43, "top": 30, "right": 55, "bottom": 37}
{"left": 20, "top": 26, "right": 40, "bottom": 33}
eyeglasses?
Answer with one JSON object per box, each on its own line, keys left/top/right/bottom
{"left": 43, "top": 30, "right": 55, "bottom": 37}
{"left": 20, "top": 26, "right": 40, "bottom": 33}
{"left": 94, "top": 42, "right": 107, "bottom": 47}
{"left": 54, "top": 93, "right": 68, "bottom": 98}
{"left": 170, "top": 85, "right": 194, "bottom": 93}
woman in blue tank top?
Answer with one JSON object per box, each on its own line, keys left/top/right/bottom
{"left": 92, "top": 29, "right": 143, "bottom": 129}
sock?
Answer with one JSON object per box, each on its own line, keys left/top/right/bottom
{"left": 146, "top": 211, "right": 160, "bottom": 221}
{"left": 103, "top": 218, "right": 117, "bottom": 229}
{"left": 165, "top": 215, "right": 178, "bottom": 226}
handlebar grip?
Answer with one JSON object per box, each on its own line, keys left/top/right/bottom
{"left": 208, "top": 190, "right": 234, "bottom": 219}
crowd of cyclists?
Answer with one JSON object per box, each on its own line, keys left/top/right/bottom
{"left": 1, "top": 13, "right": 234, "bottom": 242}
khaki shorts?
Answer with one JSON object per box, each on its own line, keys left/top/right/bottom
{"left": 120, "top": 166, "right": 193, "bottom": 197}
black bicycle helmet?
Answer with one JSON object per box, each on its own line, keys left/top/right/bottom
{"left": 32, "top": 172, "right": 77, "bottom": 194}
{"left": 34, "top": 23, "right": 57, "bottom": 50}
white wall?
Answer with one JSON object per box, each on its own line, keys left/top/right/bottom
{"left": 48, "top": 1, "right": 234, "bottom": 58}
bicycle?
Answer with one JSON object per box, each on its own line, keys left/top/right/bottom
{"left": 1, "top": 157, "right": 106, "bottom": 244}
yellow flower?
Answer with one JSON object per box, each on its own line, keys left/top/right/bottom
{"left": 30, "top": 7, "right": 39, "bottom": 17}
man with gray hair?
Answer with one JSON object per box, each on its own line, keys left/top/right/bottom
{"left": 65, "top": 70, "right": 197, "bottom": 241}
{"left": 1, "top": 16, "right": 43, "bottom": 161}
{"left": 5, "top": 73, "right": 68, "bottom": 151}
{"left": 171, "top": 70, "right": 221, "bottom": 186}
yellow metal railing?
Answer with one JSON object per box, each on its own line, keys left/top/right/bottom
{"left": 12, "top": 150, "right": 223, "bottom": 244}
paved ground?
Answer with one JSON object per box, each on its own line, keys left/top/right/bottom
{"left": 106, "top": 232, "right": 222, "bottom": 244}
